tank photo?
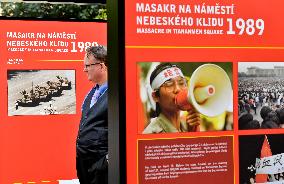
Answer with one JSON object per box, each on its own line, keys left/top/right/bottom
{"left": 8, "top": 70, "right": 76, "bottom": 116}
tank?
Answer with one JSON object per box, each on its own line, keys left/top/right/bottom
{"left": 15, "top": 89, "right": 40, "bottom": 109}
{"left": 46, "top": 80, "right": 63, "bottom": 96}
{"left": 34, "top": 85, "right": 53, "bottom": 102}
{"left": 56, "top": 75, "right": 72, "bottom": 90}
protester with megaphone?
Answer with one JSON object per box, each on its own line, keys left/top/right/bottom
{"left": 143, "top": 63, "right": 201, "bottom": 134}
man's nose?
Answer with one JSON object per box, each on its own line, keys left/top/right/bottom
{"left": 83, "top": 67, "right": 88, "bottom": 72}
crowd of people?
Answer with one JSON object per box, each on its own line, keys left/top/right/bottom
{"left": 238, "top": 77, "right": 284, "bottom": 129}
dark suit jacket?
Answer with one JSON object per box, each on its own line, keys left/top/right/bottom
{"left": 76, "top": 89, "right": 108, "bottom": 184}
{"left": 77, "top": 89, "right": 108, "bottom": 157}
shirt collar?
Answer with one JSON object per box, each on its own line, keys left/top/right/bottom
{"left": 95, "top": 82, "right": 108, "bottom": 93}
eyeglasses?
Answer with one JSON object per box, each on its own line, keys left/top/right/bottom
{"left": 161, "top": 78, "right": 188, "bottom": 92}
{"left": 84, "top": 63, "right": 102, "bottom": 69}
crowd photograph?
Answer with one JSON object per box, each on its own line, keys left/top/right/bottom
{"left": 238, "top": 62, "right": 284, "bottom": 130}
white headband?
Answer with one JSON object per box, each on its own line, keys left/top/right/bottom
{"left": 151, "top": 66, "right": 184, "bottom": 90}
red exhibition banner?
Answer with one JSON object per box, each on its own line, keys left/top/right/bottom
{"left": 0, "top": 20, "right": 106, "bottom": 184}
{"left": 125, "top": 0, "right": 284, "bottom": 184}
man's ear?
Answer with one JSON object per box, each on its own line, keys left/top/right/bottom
{"left": 152, "top": 91, "right": 159, "bottom": 102}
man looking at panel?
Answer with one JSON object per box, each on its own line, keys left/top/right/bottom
{"left": 76, "top": 45, "right": 108, "bottom": 184}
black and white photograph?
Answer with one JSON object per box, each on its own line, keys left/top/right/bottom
{"left": 238, "top": 62, "right": 284, "bottom": 130}
{"left": 8, "top": 70, "right": 76, "bottom": 116}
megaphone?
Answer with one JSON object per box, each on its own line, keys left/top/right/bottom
{"left": 175, "top": 64, "right": 232, "bottom": 117}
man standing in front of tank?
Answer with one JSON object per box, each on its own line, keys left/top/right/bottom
{"left": 76, "top": 45, "right": 108, "bottom": 184}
